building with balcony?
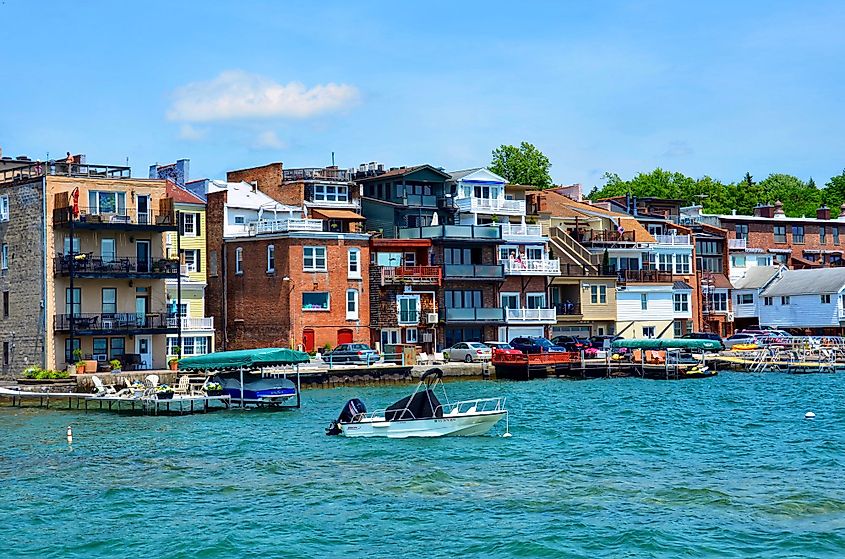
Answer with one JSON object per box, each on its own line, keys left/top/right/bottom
{"left": 0, "top": 154, "right": 182, "bottom": 376}
{"left": 205, "top": 181, "right": 370, "bottom": 354}
{"left": 757, "top": 268, "right": 845, "bottom": 334}
{"left": 448, "top": 168, "right": 525, "bottom": 223}
{"left": 359, "top": 164, "right": 451, "bottom": 237}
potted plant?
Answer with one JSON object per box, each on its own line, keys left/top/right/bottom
{"left": 204, "top": 382, "right": 224, "bottom": 396}
{"left": 155, "top": 384, "right": 174, "bottom": 400}
{"left": 490, "top": 214, "right": 500, "bottom": 224}
{"left": 169, "top": 346, "right": 181, "bottom": 371}
{"left": 110, "top": 359, "right": 122, "bottom": 373}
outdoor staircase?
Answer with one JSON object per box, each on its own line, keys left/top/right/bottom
{"left": 548, "top": 226, "right": 599, "bottom": 272}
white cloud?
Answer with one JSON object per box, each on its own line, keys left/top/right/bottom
{"left": 178, "top": 124, "right": 207, "bottom": 141}
{"left": 252, "top": 130, "right": 287, "bottom": 150}
{"left": 167, "top": 70, "right": 360, "bottom": 122}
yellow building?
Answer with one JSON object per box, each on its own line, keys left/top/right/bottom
{"left": 164, "top": 182, "right": 215, "bottom": 358}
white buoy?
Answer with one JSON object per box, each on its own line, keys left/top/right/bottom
{"left": 805, "top": 412, "right": 816, "bottom": 419}
{"left": 502, "top": 432, "right": 512, "bottom": 438}
{"left": 67, "top": 426, "right": 73, "bottom": 444}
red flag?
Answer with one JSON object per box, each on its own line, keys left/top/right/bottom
{"left": 71, "top": 187, "right": 79, "bottom": 218}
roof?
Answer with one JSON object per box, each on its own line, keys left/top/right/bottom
{"left": 178, "top": 347, "right": 310, "bottom": 371}
{"left": 612, "top": 338, "right": 722, "bottom": 350}
{"left": 732, "top": 266, "right": 783, "bottom": 290}
{"left": 707, "top": 273, "right": 733, "bottom": 289}
{"left": 357, "top": 164, "right": 450, "bottom": 182}
{"left": 312, "top": 209, "right": 365, "bottom": 221}
{"left": 165, "top": 180, "right": 205, "bottom": 205}
{"left": 536, "top": 190, "right": 655, "bottom": 243}
{"left": 673, "top": 281, "right": 693, "bottom": 290}
{"left": 448, "top": 168, "right": 482, "bottom": 181}
{"left": 761, "top": 267, "right": 845, "bottom": 297}
{"left": 448, "top": 168, "right": 507, "bottom": 184}
{"left": 370, "top": 238, "right": 431, "bottom": 249}
{"left": 207, "top": 180, "right": 300, "bottom": 213}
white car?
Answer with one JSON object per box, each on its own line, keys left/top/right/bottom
{"left": 444, "top": 342, "right": 492, "bottom": 363}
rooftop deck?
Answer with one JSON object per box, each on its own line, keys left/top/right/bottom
{"left": 1, "top": 161, "right": 131, "bottom": 185}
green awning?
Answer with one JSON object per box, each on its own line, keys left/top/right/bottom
{"left": 611, "top": 338, "right": 721, "bottom": 350}
{"left": 178, "top": 347, "right": 310, "bottom": 371}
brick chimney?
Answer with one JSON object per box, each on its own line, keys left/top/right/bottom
{"left": 754, "top": 203, "right": 775, "bottom": 218}
{"left": 817, "top": 205, "right": 831, "bottom": 220}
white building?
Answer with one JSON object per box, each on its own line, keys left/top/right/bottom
{"left": 730, "top": 266, "right": 784, "bottom": 330}
{"left": 204, "top": 180, "right": 303, "bottom": 238}
{"left": 615, "top": 284, "right": 675, "bottom": 338}
{"left": 758, "top": 268, "right": 845, "bottom": 332}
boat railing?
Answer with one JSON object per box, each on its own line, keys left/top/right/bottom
{"left": 438, "top": 397, "right": 506, "bottom": 415}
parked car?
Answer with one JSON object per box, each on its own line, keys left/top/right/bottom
{"left": 739, "top": 329, "right": 791, "bottom": 345}
{"left": 725, "top": 333, "right": 759, "bottom": 348}
{"left": 590, "top": 335, "right": 622, "bottom": 350}
{"left": 484, "top": 341, "right": 522, "bottom": 356}
{"left": 551, "top": 336, "right": 591, "bottom": 351}
{"left": 680, "top": 332, "right": 726, "bottom": 351}
{"left": 323, "top": 343, "right": 380, "bottom": 364}
{"left": 444, "top": 342, "right": 492, "bottom": 363}
{"left": 509, "top": 337, "right": 567, "bottom": 354}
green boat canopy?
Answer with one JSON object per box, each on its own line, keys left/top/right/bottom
{"left": 611, "top": 338, "right": 721, "bottom": 350}
{"left": 178, "top": 347, "right": 310, "bottom": 371}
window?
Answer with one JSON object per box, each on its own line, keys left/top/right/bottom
{"left": 731, "top": 255, "right": 746, "bottom": 268}
{"left": 781, "top": 296, "right": 790, "bottom": 305}
{"left": 376, "top": 252, "right": 403, "bottom": 266}
{"left": 405, "top": 328, "right": 418, "bottom": 344}
{"left": 736, "top": 293, "right": 754, "bottom": 305}
{"left": 235, "top": 247, "right": 243, "bottom": 275}
{"left": 64, "top": 338, "right": 80, "bottom": 363}
{"left": 181, "top": 212, "right": 199, "bottom": 236}
{"left": 183, "top": 249, "right": 200, "bottom": 272}
{"left": 109, "top": 337, "right": 125, "bottom": 360}
{"left": 398, "top": 296, "right": 420, "bottom": 323}
{"left": 0, "top": 194, "right": 9, "bottom": 221}
{"left": 757, "top": 256, "right": 771, "bottom": 266}
{"left": 92, "top": 338, "right": 108, "bottom": 359}
{"left": 381, "top": 329, "right": 400, "bottom": 347}
{"left": 673, "top": 293, "right": 689, "bottom": 312}
{"left": 591, "top": 285, "right": 607, "bottom": 304}
{"left": 346, "top": 289, "right": 359, "bottom": 320}
{"left": 735, "top": 224, "right": 748, "bottom": 240}
{"left": 640, "top": 294, "right": 648, "bottom": 310}
{"left": 101, "top": 239, "right": 116, "bottom": 263}
{"left": 303, "top": 246, "right": 327, "bottom": 272}
{"left": 446, "top": 290, "right": 482, "bottom": 308}
{"left": 63, "top": 236, "right": 80, "bottom": 255}
{"left": 525, "top": 246, "right": 544, "bottom": 261}
{"left": 65, "top": 288, "right": 81, "bottom": 315}
{"left": 101, "top": 288, "right": 117, "bottom": 314}
{"left": 445, "top": 247, "right": 478, "bottom": 265}
{"left": 643, "top": 326, "right": 655, "bottom": 338}
{"left": 774, "top": 225, "right": 787, "bottom": 243}
{"left": 348, "top": 248, "right": 361, "bottom": 279}
{"left": 174, "top": 336, "right": 210, "bottom": 356}
{"left": 234, "top": 215, "right": 246, "bottom": 225}
{"left": 266, "top": 245, "right": 275, "bottom": 273}
{"left": 821, "top": 226, "right": 827, "bottom": 245}
{"left": 658, "top": 254, "right": 672, "bottom": 272}
{"left": 302, "top": 292, "right": 330, "bottom": 311}
{"left": 526, "top": 293, "right": 546, "bottom": 309}
{"left": 792, "top": 225, "right": 804, "bottom": 244}
{"left": 836, "top": 227, "right": 841, "bottom": 246}
{"left": 675, "top": 254, "right": 690, "bottom": 274}
{"left": 313, "top": 184, "right": 349, "bottom": 203}
{"left": 2, "top": 291, "right": 7, "bottom": 318}
{"left": 1, "top": 244, "right": 7, "bottom": 271}
{"left": 403, "top": 252, "right": 416, "bottom": 266}
{"left": 821, "top": 294, "right": 832, "bottom": 304}
{"left": 710, "top": 292, "right": 728, "bottom": 312}
{"left": 764, "top": 296, "right": 773, "bottom": 306}
{"left": 3, "top": 341, "right": 8, "bottom": 367}
{"left": 88, "top": 191, "right": 126, "bottom": 215}
{"left": 500, "top": 293, "right": 519, "bottom": 309}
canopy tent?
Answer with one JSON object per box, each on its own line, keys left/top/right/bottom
{"left": 178, "top": 347, "right": 310, "bottom": 372}
{"left": 612, "top": 338, "right": 721, "bottom": 351}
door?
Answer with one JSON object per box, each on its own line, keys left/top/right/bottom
{"left": 303, "top": 329, "right": 315, "bottom": 353}
{"left": 337, "top": 328, "right": 353, "bottom": 345}
{"left": 135, "top": 336, "right": 152, "bottom": 370}
{"left": 136, "top": 240, "right": 151, "bottom": 273}
{"left": 135, "top": 295, "right": 149, "bottom": 327}
{"left": 137, "top": 195, "right": 150, "bottom": 225}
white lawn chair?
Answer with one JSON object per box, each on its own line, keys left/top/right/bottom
{"left": 432, "top": 352, "right": 445, "bottom": 364}
{"left": 144, "top": 374, "right": 159, "bottom": 388}
{"left": 172, "top": 375, "right": 190, "bottom": 395}
{"left": 417, "top": 352, "right": 430, "bottom": 365}
{"left": 91, "top": 375, "right": 117, "bottom": 396}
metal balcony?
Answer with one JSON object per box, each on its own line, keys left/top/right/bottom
{"left": 54, "top": 312, "right": 177, "bottom": 334}
{"left": 53, "top": 206, "right": 177, "bottom": 230}
{"left": 441, "top": 308, "right": 505, "bottom": 322}
{"left": 505, "top": 308, "right": 557, "bottom": 323}
{"left": 398, "top": 225, "right": 502, "bottom": 241}
{"left": 54, "top": 255, "right": 179, "bottom": 278}
{"left": 166, "top": 316, "right": 215, "bottom": 330}
{"left": 502, "top": 258, "right": 561, "bottom": 275}
{"left": 443, "top": 264, "right": 504, "bottom": 280}
{"left": 380, "top": 266, "right": 441, "bottom": 286}
{"left": 454, "top": 197, "right": 525, "bottom": 215}
{"left": 500, "top": 223, "right": 544, "bottom": 240}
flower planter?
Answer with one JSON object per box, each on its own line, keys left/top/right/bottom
{"left": 156, "top": 391, "right": 174, "bottom": 400}
{"left": 169, "top": 361, "right": 178, "bottom": 371}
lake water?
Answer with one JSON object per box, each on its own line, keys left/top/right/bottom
{"left": 2, "top": 372, "right": 845, "bottom": 558}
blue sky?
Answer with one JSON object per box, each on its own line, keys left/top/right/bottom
{"left": 2, "top": 0, "right": 844, "bottom": 189}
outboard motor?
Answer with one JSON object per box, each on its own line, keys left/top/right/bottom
{"left": 326, "top": 398, "right": 367, "bottom": 436}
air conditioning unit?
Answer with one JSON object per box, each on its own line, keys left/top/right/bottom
{"left": 426, "top": 313, "right": 439, "bottom": 324}
{"left": 726, "top": 312, "right": 735, "bottom": 322}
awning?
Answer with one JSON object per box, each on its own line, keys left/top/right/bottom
{"left": 312, "top": 209, "right": 366, "bottom": 221}
{"left": 178, "top": 347, "right": 310, "bottom": 371}
{"left": 612, "top": 338, "right": 721, "bottom": 350}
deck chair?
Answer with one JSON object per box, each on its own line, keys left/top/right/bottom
{"left": 417, "top": 352, "right": 430, "bottom": 365}
{"left": 172, "top": 375, "right": 190, "bottom": 395}
{"left": 432, "top": 352, "right": 445, "bottom": 364}
{"left": 91, "top": 375, "right": 117, "bottom": 396}
{"left": 144, "top": 374, "right": 160, "bottom": 388}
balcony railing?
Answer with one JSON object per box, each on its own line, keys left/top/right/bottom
{"left": 54, "top": 312, "right": 175, "bottom": 333}
{"left": 443, "top": 264, "right": 504, "bottom": 279}
{"left": 557, "top": 263, "right": 618, "bottom": 277}
{"left": 248, "top": 218, "right": 324, "bottom": 235}
{"left": 399, "top": 225, "right": 502, "bottom": 241}
{"left": 54, "top": 255, "right": 179, "bottom": 277}
{"left": 582, "top": 230, "right": 636, "bottom": 244}
{"left": 619, "top": 269, "right": 675, "bottom": 283}
{"left": 454, "top": 197, "right": 525, "bottom": 215}
{"left": 380, "top": 266, "right": 441, "bottom": 286}
{"left": 502, "top": 258, "right": 560, "bottom": 275}
{"left": 283, "top": 167, "right": 352, "bottom": 182}
{"left": 441, "top": 308, "right": 505, "bottom": 322}
{"left": 1, "top": 161, "right": 131, "bottom": 185}
{"left": 166, "top": 316, "right": 215, "bottom": 330}
{"left": 728, "top": 238, "right": 748, "bottom": 250}
{"left": 53, "top": 207, "right": 176, "bottom": 228}
{"left": 554, "top": 302, "right": 582, "bottom": 316}
{"left": 654, "top": 234, "right": 691, "bottom": 245}
{"left": 500, "top": 223, "right": 543, "bottom": 239}
{"left": 505, "top": 308, "right": 557, "bottom": 323}
{"left": 403, "top": 194, "right": 438, "bottom": 207}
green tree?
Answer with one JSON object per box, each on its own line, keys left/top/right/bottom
{"left": 490, "top": 142, "right": 552, "bottom": 188}
{"left": 822, "top": 170, "right": 845, "bottom": 216}
{"left": 758, "top": 174, "right": 820, "bottom": 218}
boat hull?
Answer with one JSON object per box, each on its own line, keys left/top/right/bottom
{"left": 215, "top": 373, "right": 296, "bottom": 404}
{"left": 339, "top": 410, "right": 506, "bottom": 438}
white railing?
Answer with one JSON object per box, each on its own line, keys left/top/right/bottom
{"left": 455, "top": 197, "right": 525, "bottom": 215}
{"left": 729, "top": 238, "right": 747, "bottom": 250}
{"left": 500, "top": 223, "right": 543, "bottom": 238}
{"left": 654, "top": 234, "right": 691, "bottom": 245}
{"left": 167, "top": 317, "right": 214, "bottom": 330}
{"left": 249, "top": 218, "right": 323, "bottom": 235}
{"left": 505, "top": 308, "right": 557, "bottom": 323}
{"left": 502, "top": 258, "right": 561, "bottom": 275}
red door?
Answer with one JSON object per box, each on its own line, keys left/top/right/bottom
{"left": 337, "top": 329, "right": 353, "bottom": 345}
{"left": 303, "top": 329, "right": 315, "bottom": 353}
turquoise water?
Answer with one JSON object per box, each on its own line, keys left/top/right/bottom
{"left": 2, "top": 372, "right": 845, "bottom": 558}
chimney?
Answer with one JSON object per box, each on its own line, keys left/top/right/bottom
{"left": 838, "top": 203, "right": 845, "bottom": 221}
{"left": 773, "top": 200, "right": 785, "bottom": 219}
{"left": 817, "top": 205, "right": 831, "bottom": 220}
{"left": 754, "top": 203, "right": 775, "bottom": 218}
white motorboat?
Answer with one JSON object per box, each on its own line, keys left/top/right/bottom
{"left": 326, "top": 368, "right": 508, "bottom": 438}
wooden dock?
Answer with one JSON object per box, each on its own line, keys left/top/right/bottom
{"left": 0, "top": 387, "right": 231, "bottom": 415}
